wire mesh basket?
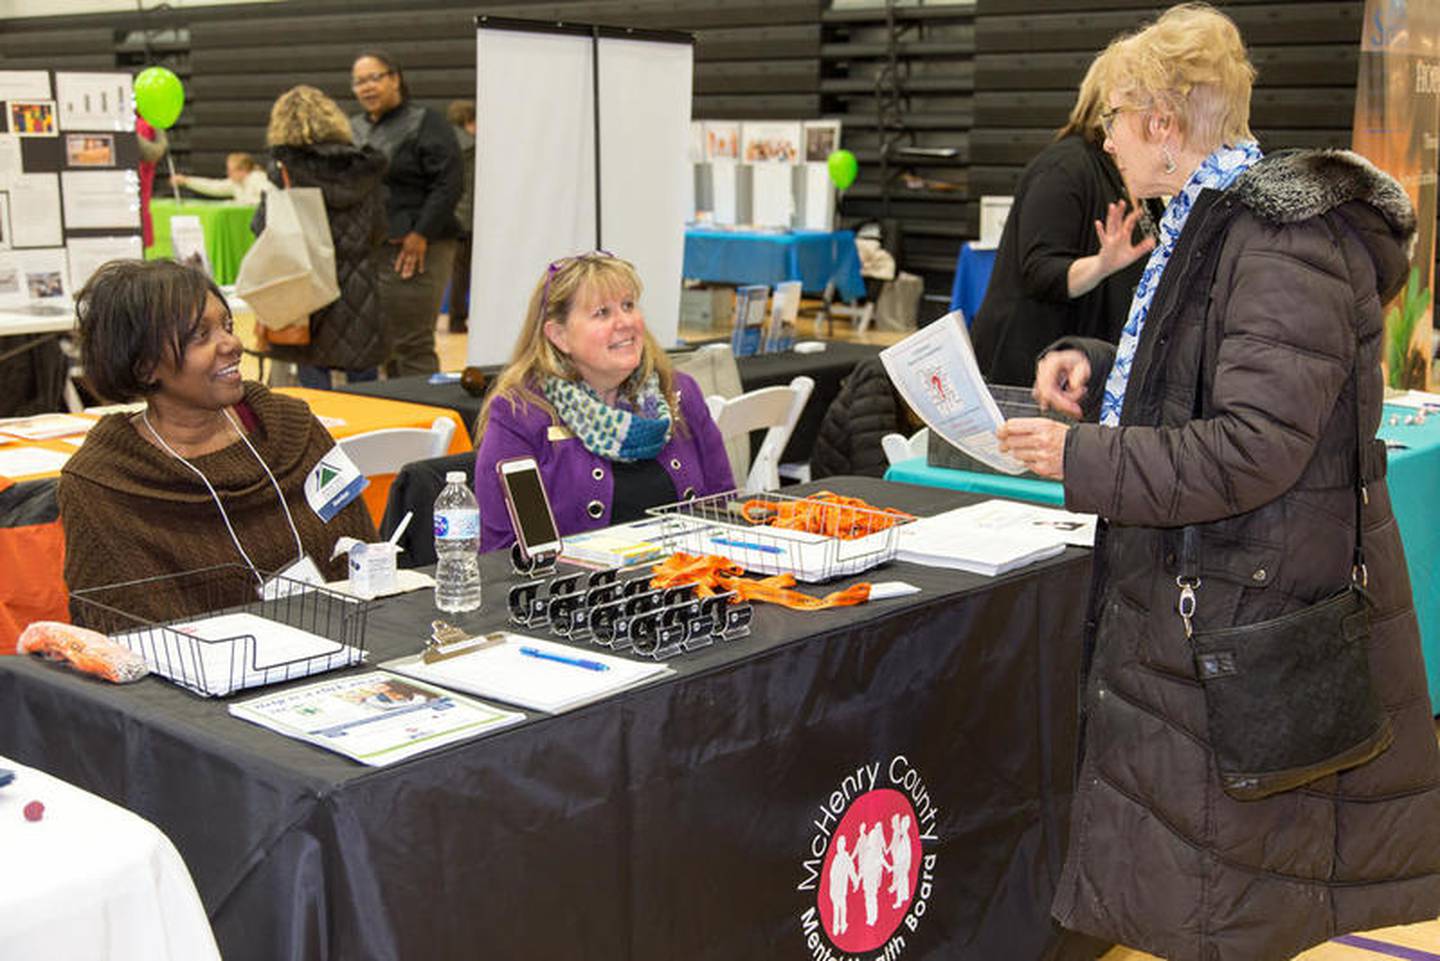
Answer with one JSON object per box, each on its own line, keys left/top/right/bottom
{"left": 646, "top": 490, "right": 914, "bottom": 583}
{"left": 69, "top": 564, "right": 370, "bottom": 698}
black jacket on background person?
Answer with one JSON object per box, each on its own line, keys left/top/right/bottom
{"left": 969, "top": 135, "right": 1145, "bottom": 389}
{"left": 811, "top": 357, "right": 908, "bottom": 480}
{"left": 252, "top": 143, "right": 389, "bottom": 372}
{"left": 349, "top": 102, "right": 462, "bottom": 242}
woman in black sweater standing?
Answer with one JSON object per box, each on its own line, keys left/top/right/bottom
{"left": 969, "top": 48, "right": 1156, "bottom": 388}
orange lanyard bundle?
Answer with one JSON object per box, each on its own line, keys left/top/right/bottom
{"left": 738, "top": 491, "right": 914, "bottom": 540}
{"left": 650, "top": 553, "right": 871, "bottom": 611}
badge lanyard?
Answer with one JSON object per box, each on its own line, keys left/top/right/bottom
{"left": 142, "top": 408, "right": 305, "bottom": 586}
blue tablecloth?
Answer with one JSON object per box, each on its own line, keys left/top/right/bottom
{"left": 887, "top": 401, "right": 1440, "bottom": 711}
{"left": 683, "top": 228, "right": 866, "bottom": 301}
{"left": 949, "top": 241, "right": 997, "bottom": 322}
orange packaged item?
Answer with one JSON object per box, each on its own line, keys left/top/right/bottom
{"left": 18, "top": 620, "right": 149, "bottom": 683}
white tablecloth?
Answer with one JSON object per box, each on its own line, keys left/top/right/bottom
{"left": 0, "top": 755, "right": 221, "bottom": 961}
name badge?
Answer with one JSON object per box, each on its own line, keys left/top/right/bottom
{"left": 547, "top": 425, "right": 574, "bottom": 442}
{"left": 305, "top": 446, "right": 367, "bottom": 522}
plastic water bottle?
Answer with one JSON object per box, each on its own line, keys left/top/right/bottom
{"left": 433, "top": 471, "right": 482, "bottom": 612}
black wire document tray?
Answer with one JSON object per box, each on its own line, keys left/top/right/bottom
{"left": 70, "top": 564, "right": 370, "bottom": 698}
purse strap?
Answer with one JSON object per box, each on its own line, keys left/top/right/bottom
{"left": 1176, "top": 303, "right": 1366, "bottom": 639}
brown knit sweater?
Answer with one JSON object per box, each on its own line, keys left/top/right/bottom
{"left": 59, "top": 381, "right": 376, "bottom": 626}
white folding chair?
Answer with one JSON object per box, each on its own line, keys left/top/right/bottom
{"left": 337, "top": 416, "right": 457, "bottom": 478}
{"left": 705, "top": 375, "right": 814, "bottom": 493}
{"left": 882, "top": 427, "right": 929, "bottom": 466}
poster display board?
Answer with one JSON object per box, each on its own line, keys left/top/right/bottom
{"left": 0, "top": 69, "right": 141, "bottom": 309}
{"left": 471, "top": 19, "right": 693, "bottom": 366}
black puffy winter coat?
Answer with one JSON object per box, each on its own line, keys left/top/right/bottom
{"left": 1051, "top": 150, "right": 1440, "bottom": 960}
{"left": 811, "top": 357, "right": 907, "bottom": 479}
{"left": 253, "top": 143, "right": 388, "bottom": 372}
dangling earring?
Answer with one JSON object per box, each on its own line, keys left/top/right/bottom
{"left": 1162, "top": 144, "right": 1177, "bottom": 175}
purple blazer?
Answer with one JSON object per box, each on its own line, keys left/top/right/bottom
{"left": 475, "top": 372, "right": 735, "bottom": 552}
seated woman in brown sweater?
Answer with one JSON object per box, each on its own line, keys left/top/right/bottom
{"left": 60, "top": 260, "right": 375, "bottom": 625}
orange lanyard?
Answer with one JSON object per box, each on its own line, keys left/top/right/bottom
{"left": 650, "top": 553, "right": 871, "bottom": 611}
{"left": 738, "top": 491, "right": 914, "bottom": 540}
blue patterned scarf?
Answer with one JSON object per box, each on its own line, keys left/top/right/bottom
{"left": 1099, "top": 141, "right": 1264, "bottom": 426}
{"left": 541, "top": 372, "right": 674, "bottom": 462}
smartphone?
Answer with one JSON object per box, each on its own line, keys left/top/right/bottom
{"left": 497, "top": 456, "right": 562, "bottom": 561}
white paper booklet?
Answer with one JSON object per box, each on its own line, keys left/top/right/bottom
{"left": 896, "top": 504, "right": 1068, "bottom": 576}
{"left": 382, "top": 633, "right": 672, "bottom": 714}
{"left": 114, "top": 610, "right": 365, "bottom": 697}
{"left": 879, "top": 312, "right": 1027, "bottom": 475}
{"left": 942, "top": 499, "right": 1097, "bottom": 547}
{"left": 560, "top": 516, "right": 697, "bottom": 569}
{"left": 0, "top": 413, "right": 94, "bottom": 440}
{"left": 229, "top": 671, "right": 523, "bottom": 765}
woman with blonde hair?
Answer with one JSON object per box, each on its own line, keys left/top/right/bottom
{"left": 474, "top": 252, "right": 732, "bottom": 552}
{"left": 252, "top": 84, "right": 388, "bottom": 388}
{"left": 171, "top": 151, "right": 270, "bottom": 204}
{"left": 998, "top": 4, "right": 1440, "bottom": 958}
{"left": 968, "top": 44, "right": 1156, "bottom": 387}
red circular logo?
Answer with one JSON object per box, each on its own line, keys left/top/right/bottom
{"left": 815, "top": 788, "right": 921, "bottom": 952}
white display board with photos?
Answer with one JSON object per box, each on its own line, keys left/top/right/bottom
{"left": 693, "top": 119, "right": 841, "bottom": 230}
{"left": 0, "top": 69, "right": 141, "bottom": 313}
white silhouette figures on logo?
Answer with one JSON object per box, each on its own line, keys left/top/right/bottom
{"left": 887, "top": 814, "right": 913, "bottom": 908}
{"left": 855, "top": 822, "right": 893, "bottom": 926}
{"left": 827, "top": 834, "right": 861, "bottom": 934}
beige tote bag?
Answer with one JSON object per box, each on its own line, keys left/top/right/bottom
{"left": 235, "top": 185, "right": 340, "bottom": 330}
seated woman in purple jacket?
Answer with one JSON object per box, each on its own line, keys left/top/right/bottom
{"left": 475, "top": 252, "right": 734, "bottom": 552}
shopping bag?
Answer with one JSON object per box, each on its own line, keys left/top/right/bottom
{"left": 235, "top": 186, "right": 339, "bottom": 330}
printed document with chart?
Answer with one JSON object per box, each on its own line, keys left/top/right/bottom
{"left": 879, "top": 311, "right": 1026, "bottom": 475}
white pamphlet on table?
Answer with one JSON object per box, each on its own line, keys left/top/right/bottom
{"left": 229, "top": 671, "right": 523, "bottom": 766}
{"left": 879, "top": 312, "right": 1026, "bottom": 475}
{"left": 0, "top": 413, "right": 93, "bottom": 441}
{"left": 938, "top": 498, "right": 1097, "bottom": 547}
{"left": 0, "top": 445, "right": 70, "bottom": 477}
{"left": 896, "top": 504, "right": 1068, "bottom": 576}
{"left": 383, "top": 633, "right": 673, "bottom": 714}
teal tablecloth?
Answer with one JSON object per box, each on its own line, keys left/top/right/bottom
{"left": 886, "top": 402, "right": 1440, "bottom": 711}
{"left": 145, "top": 198, "right": 257, "bottom": 285}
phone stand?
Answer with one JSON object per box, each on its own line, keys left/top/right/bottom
{"left": 510, "top": 543, "right": 558, "bottom": 579}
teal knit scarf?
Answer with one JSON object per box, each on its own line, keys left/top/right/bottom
{"left": 540, "top": 373, "right": 674, "bottom": 462}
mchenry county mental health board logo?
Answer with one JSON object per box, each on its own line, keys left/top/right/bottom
{"left": 797, "top": 756, "right": 939, "bottom": 960}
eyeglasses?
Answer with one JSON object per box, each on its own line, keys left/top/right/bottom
{"left": 1100, "top": 105, "right": 1132, "bottom": 138}
{"left": 539, "top": 250, "right": 615, "bottom": 319}
{"left": 351, "top": 70, "right": 393, "bottom": 89}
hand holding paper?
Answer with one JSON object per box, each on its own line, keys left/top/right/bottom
{"left": 996, "top": 418, "right": 1069, "bottom": 480}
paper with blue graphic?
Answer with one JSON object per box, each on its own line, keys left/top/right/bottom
{"left": 879, "top": 312, "right": 1025, "bottom": 475}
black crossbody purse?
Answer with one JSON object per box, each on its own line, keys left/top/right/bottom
{"left": 1175, "top": 342, "right": 1392, "bottom": 802}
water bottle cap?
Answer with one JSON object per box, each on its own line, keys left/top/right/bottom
{"left": 445, "top": 471, "right": 467, "bottom": 483}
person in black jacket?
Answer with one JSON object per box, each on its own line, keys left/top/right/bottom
{"left": 811, "top": 357, "right": 919, "bottom": 480}
{"left": 968, "top": 47, "right": 1156, "bottom": 388}
{"left": 349, "top": 50, "right": 463, "bottom": 377}
{"left": 253, "top": 85, "right": 388, "bottom": 389}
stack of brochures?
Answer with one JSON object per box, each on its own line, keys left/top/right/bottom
{"left": 559, "top": 516, "right": 697, "bottom": 569}
{"left": 895, "top": 501, "right": 1074, "bottom": 576}
{"left": 382, "top": 633, "right": 673, "bottom": 714}
{"left": 229, "top": 671, "right": 523, "bottom": 766}
{"left": 731, "top": 284, "right": 769, "bottom": 357}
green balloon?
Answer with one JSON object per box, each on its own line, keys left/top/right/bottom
{"left": 826, "top": 149, "right": 859, "bottom": 191}
{"left": 134, "top": 67, "right": 184, "bottom": 130}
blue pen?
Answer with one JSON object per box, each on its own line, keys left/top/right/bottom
{"left": 518, "top": 646, "right": 610, "bottom": 672}
{"left": 710, "top": 536, "right": 783, "bottom": 555}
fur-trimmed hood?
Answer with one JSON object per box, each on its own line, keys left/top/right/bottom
{"left": 1232, "top": 149, "right": 1415, "bottom": 235}
{"left": 1232, "top": 149, "right": 1416, "bottom": 299}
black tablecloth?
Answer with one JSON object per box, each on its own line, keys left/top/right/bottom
{"left": 334, "top": 342, "right": 882, "bottom": 464}
{"left": 0, "top": 478, "right": 1101, "bottom": 961}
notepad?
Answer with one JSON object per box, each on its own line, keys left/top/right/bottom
{"left": 382, "top": 633, "right": 672, "bottom": 714}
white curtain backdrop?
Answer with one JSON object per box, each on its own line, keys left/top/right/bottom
{"left": 470, "top": 25, "right": 692, "bottom": 366}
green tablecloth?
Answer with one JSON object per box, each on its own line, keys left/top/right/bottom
{"left": 886, "top": 401, "right": 1440, "bottom": 712}
{"left": 145, "top": 198, "right": 257, "bottom": 285}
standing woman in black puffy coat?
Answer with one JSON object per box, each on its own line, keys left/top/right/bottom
{"left": 252, "top": 84, "right": 388, "bottom": 389}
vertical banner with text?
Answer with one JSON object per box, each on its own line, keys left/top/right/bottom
{"left": 1352, "top": 0, "right": 1440, "bottom": 389}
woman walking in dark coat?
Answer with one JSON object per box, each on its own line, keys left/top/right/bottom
{"left": 253, "top": 85, "right": 388, "bottom": 389}
{"left": 999, "top": 5, "right": 1440, "bottom": 959}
